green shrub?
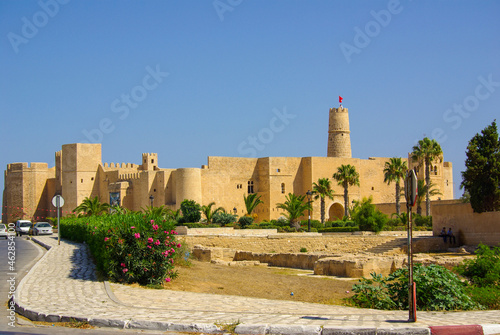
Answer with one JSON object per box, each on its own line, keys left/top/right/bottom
{"left": 60, "top": 213, "right": 180, "bottom": 286}
{"left": 349, "top": 264, "right": 481, "bottom": 311}
{"left": 271, "top": 217, "right": 289, "bottom": 227}
{"left": 212, "top": 212, "right": 237, "bottom": 226}
{"left": 300, "top": 247, "right": 307, "bottom": 252}
{"left": 179, "top": 199, "right": 201, "bottom": 223}
{"left": 238, "top": 216, "right": 254, "bottom": 228}
{"left": 467, "top": 285, "right": 500, "bottom": 309}
{"left": 300, "top": 220, "right": 322, "bottom": 229}
{"left": 351, "top": 197, "right": 387, "bottom": 233}
{"left": 414, "top": 214, "right": 432, "bottom": 228}
{"left": 456, "top": 244, "right": 500, "bottom": 287}
{"left": 317, "top": 226, "right": 359, "bottom": 233}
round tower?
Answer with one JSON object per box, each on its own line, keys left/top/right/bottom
{"left": 327, "top": 107, "right": 351, "bottom": 158}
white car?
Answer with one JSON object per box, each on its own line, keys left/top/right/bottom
{"left": 30, "top": 222, "right": 53, "bottom": 235}
{"left": 16, "top": 220, "right": 32, "bottom": 236}
{"left": 0, "top": 223, "right": 7, "bottom": 239}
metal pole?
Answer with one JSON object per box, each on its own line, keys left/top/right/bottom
{"left": 408, "top": 206, "right": 415, "bottom": 322}
{"left": 57, "top": 199, "right": 60, "bottom": 246}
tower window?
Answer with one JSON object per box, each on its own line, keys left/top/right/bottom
{"left": 151, "top": 159, "right": 154, "bottom": 164}
{"left": 434, "top": 166, "right": 438, "bottom": 175}
{"left": 248, "top": 180, "right": 254, "bottom": 194}
{"left": 81, "top": 179, "right": 83, "bottom": 183}
{"left": 281, "top": 183, "right": 285, "bottom": 194}
{"left": 277, "top": 169, "right": 281, "bottom": 173}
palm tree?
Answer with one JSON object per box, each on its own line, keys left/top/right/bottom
{"left": 411, "top": 137, "right": 443, "bottom": 216}
{"left": 276, "top": 193, "right": 312, "bottom": 231}
{"left": 383, "top": 157, "right": 408, "bottom": 215}
{"left": 243, "top": 193, "right": 264, "bottom": 216}
{"left": 416, "top": 179, "right": 442, "bottom": 215}
{"left": 73, "top": 196, "right": 110, "bottom": 216}
{"left": 201, "top": 202, "right": 224, "bottom": 224}
{"left": 333, "top": 164, "right": 360, "bottom": 218}
{"left": 312, "top": 178, "right": 334, "bottom": 225}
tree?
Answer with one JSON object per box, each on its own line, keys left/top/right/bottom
{"left": 411, "top": 137, "right": 443, "bottom": 216}
{"left": 333, "top": 164, "right": 360, "bottom": 218}
{"left": 179, "top": 199, "right": 201, "bottom": 223}
{"left": 276, "top": 193, "right": 312, "bottom": 231}
{"left": 243, "top": 193, "right": 264, "bottom": 216}
{"left": 415, "top": 179, "right": 441, "bottom": 216}
{"left": 383, "top": 157, "right": 408, "bottom": 215}
{"left": 351, "top": 197, "right": 387, "bottom": 233}
{"left": 201, "top": 202, "right": 224, "bottom": 224}
{"left": 461, "top": 121, "right": 500, "bottom": 213}
{"left": 73, "top": 196, "right": 109, "bottom": 216}
{"left": 312, "top": 178, "right": 334, "bottom": 225}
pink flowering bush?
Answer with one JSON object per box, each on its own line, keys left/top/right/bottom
{"left": 60, "top": 213, "right": 180, "bottom": 286}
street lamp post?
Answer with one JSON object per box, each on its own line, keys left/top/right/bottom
{"left": 149, "top": 195, "right": 154, "bottom": 208}
{"left": 233, "top": 207, "right": 237, "bottom": 215}
{"left": 306, "top": 190, "right": 312, "bottom": 232}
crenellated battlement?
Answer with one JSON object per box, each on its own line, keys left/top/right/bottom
{"left": 103, "top": 162, "right": 137, "bottom": 169}
{"left": 7, "top": 162, "right": 48, "bottom": 172}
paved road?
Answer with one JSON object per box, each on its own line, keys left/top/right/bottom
{"left": 11, "top": 236, "right": 500, "bottom": 335}
{"left": 0, "top": 235, "right": 44, "bottom": 332}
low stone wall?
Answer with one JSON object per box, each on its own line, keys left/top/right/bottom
{"left": 233, "top": 251, "right": 330, "bottom": 270}
{"left": 432, "top": 202, "right": 500, "bottom": 246}
{"left": 314, "top": 256, "right": 405, "bottom": 277}
{"left": 175, "top": 226, "right": 278, "bottom": 236}
{"left": 179, "top": 235, "right": 402, "bottom": 254}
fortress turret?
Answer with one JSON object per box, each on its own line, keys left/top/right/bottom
{"left": 327, "top": 107, "right": 351, "bottom": 158}
{"left": 142, "top": 153, "right": 158, "bottom": 171}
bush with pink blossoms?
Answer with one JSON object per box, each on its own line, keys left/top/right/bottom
{"left": 60, "top": 213, "right": 180, "bottom": 286}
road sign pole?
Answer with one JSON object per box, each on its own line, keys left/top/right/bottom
{"left": 405, "top": 170, "right": 417, "bottom": 322}
{"left": 57, "top": 198, "right": 60, "bottom": 245}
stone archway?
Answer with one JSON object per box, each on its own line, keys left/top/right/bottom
{"left": 328, "top": 203, "right": 344, "bottom": 221}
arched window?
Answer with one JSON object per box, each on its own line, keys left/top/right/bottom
{"left": 434, "top": 166, "right": 438, "bottom": 175}
{"left": 281, "top": 183, "right": 285, "bottom": 194}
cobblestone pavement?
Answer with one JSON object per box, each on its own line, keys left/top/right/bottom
{"left": 14, "top": 236, "right": 500, "bottom": 334}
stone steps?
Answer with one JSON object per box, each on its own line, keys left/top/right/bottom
{"left": 364, "top": 237, "right": 407, "bottom": 255}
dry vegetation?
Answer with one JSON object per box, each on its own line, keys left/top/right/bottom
{"left": 164, "top": 260, "right": 357, "bottom": 305}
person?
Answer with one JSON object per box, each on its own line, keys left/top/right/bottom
{"left": 439, "top": 227, "right": 447, "bottom": 242}
{"left": 447, "top": 228, "right": 456, "bottom": 244}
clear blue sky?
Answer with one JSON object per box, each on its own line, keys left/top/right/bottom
{"left": 1, "top": 0, "right": 499, "bottom": 208}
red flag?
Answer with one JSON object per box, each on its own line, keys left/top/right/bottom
{"left": 339, "top": 96, "right": 343, "bottom": 103}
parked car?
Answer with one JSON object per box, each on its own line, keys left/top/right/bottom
{"left": 30, "top": 222, "right": 53, "bottom": 235}
{"left": 15, "top": 220, "right": 32, "bottom": 236}
{"left": 0, "top": 223, "right": 7, "bottom": 239}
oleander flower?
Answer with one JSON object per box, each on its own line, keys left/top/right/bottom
{"left": 155, "top": 239, "right": 160, "bottom": 246}
{"left": 104, "top": 237, "right": 109, "bottom": 242}
{"left": 150, "top": 219, "right": 154, "bottom": 224}
{"left": 165, "top": 277, "right": 171, "bottom": 282}
{"left": 148, "top": 237, "right": 154, "bottom": 243}
{"left": 134, "top": 233, "right": 141, "bottom": 239}
{"left": 177, "top": 243, "right": 181, "bottom": 248}
{"left": 123, "top": 268, "right": 128, "bottom": 273}
{"left": 152, "top": 224, "right": 159, "bottom": 231}
{"left": 121, "top": 263, "right": 126, "bottom": 267}
{"left": 131, "top": 226, "right": 135, "bottom": 229}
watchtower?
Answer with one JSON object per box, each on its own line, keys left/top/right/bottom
{"left": 142, "top": 153, "right": 158, "bottom": 171}
{"left": 327, "top": 107, "right": 352, "bottom": 158}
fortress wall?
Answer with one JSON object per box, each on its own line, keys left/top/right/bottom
{"left": 200, "top": 157, "right": 259, "bottom": 216}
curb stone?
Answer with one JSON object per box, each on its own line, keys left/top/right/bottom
{"left": 268, "top": 324, "right": 322, "bottom": 335}
{"left": 482, "top": 324, "right": 500, "bottom": 335}
{"left": 234, "top": 323, "right": 269, "bottom": 335}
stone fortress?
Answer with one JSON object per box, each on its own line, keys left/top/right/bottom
{"left": 2, "top": 106, "right": 454, "bottom": 223}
